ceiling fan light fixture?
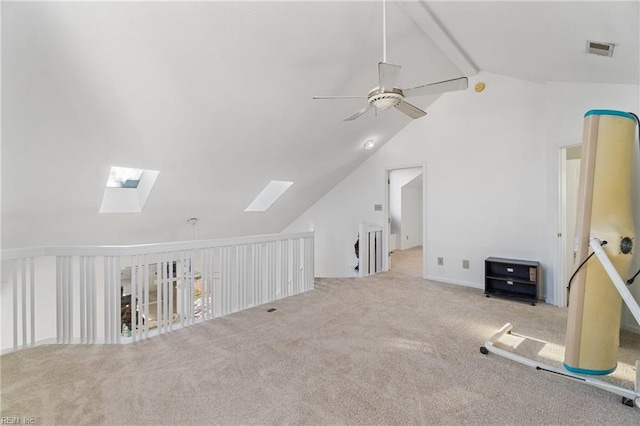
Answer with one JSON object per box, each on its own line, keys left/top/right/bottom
{"left": 311, "top": 0, "right": 468, "bottom": 122}
{"left": 374, "top": 98, "right": 398, "bottom": 110}
{"left": 369, "top": 91, "right": 403, "bottom": 111}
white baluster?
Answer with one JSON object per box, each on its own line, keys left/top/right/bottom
{"left": 138, "top": 255, "right": 143, "bottom": 337}
{"left": 280, "top": 240, "right": 286, "bottom": 298}
{"left": 143, "top": 256, "right": 149, "bottom": 339}
{"left": 186, "top": 251, "right": 191, "bottom": 323}
{"left": 80, "top": 257, "right": 86, "bottom": 344}
{"left": 10, "top": 261, "right": 17, "bottom": 349}
{"left": 115, "top": 256, "right": 121, "bottom": 344}
{"left": 20, "top": 259, "right": 26, "bottom": 348}
{"left": 63, "top": 257, "right": 69, "bottom": 343}
{"left": 237, "top": 246, "right": 242, "bottom": 310}
{"left": 87, "top": 256, "right": 96, "bottom": 343}
{"left": 29, "top": 258, "right": 35, "bottom": 346}
{"left": 130, "top": 256, "right": 136, "bottom": 340}
{"left": 221, "top": 247, "right": 227, "bottom": 315}
{"left": 159, "top": 253, "right": 165, "bottom": 333}
{"left": 103, "top": 257, "right": 110, "bottom": 344}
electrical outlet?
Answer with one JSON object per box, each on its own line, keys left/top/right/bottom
{"left": 463, "top": 260, "right": 470, "bottom": 269}
{"left": 406, "top": 235, "right": 409, "bottom": 240}
{"left": 438, "top": 257, "right": 444, "bottom": 266}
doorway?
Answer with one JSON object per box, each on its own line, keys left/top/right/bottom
{"left": 559, "top": 145, "right": 582, "bottom": 306}
{"left": 384, "top": 165, "right": 426, "bottom": 278}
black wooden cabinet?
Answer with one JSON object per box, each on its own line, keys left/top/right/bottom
{"left": 485, "top": 257, "right": 540, "bottom": 305}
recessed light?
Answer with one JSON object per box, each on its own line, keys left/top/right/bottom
{"left": 364, "top": 140, "right": 375, "bottom": 150}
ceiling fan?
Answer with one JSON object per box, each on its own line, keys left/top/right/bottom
{"left": 313, "top": 0, "right": 468, "bottom": 121}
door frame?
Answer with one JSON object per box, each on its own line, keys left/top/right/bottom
{"left": 557, "top": 143, "right": 581, "bottom": 307}
{"left": 383, "top": 163, "right": 427, "bottom": 278}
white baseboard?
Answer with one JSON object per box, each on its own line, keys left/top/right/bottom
{"left": 425, "top": 275, "right": 483, "bottom": 290}
{"left": 1, "top": 338, "right": 57, "bottom": 355}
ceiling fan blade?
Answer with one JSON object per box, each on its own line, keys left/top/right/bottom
{"left": 313, "top": 96, "right": 367, "bottom": 99}
{"left": 403, "top": 77, "right": 468, "bottom": 98}
{"left": 344, "top": 104, "right": 374, "bottom": 121}
{"left": 395, "top": 101, "right": 427, "bottom": 119}
{"left": 379, "top": 62, "right": 401, "bottom": 92}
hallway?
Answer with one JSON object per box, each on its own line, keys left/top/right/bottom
{"left": 389, "top": 246, "right": 423, "bottom": 278}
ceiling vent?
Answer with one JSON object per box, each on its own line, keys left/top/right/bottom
{"left": 586, "top": 41, "right": 614, "bottom": 57}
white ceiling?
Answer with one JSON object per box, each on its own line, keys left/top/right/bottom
{"left": 2, "top": 1, "right": 638, "bottom": 247}
{"left": 429, "top": 1, "right": 639, "bottom": 84}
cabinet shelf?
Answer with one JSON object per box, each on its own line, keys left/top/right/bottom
{"left": 485, "top": 257, "right": 540, "bottom": 305}
{"left": 485, "top": 275, "right": 536, "bottom": 285}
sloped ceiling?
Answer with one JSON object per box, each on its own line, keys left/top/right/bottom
{"left": 2, "top": 1, "right": 638, "bottom": 248}
{"left": 429, "top": 1, "right": 639, "bottom": 84}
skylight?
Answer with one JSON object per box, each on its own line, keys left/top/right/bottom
{"left": 245, "top": 180, "right": 293, "bottom": 212}
{"left": 100, "top": 166, "right": 159, "bottom": 213}
{"left": 107, "top": 166, "right": 144, "bottom": 188}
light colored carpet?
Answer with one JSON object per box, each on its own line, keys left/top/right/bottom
{"left": 390, "top": 246, "right": 423, "bottom": 278}
{"left": 1, "top": 272, "right": 639, "bottom": 425}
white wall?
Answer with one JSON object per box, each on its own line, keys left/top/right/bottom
{"left": 285, "top": 72, "right": 547, "bottom": 285}
{"left": 284, "top": 72, "right": 640, "bottom": 330}
{"left": 400, "top": 179, "right": 422, "bottom": 250}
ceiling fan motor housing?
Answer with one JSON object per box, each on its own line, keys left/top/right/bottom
{"left": 368, "top": 87, "right": 404, "bottom": 110}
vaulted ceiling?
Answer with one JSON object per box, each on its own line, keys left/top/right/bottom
{"left": 2, "top": 1, "right": 638, "bottom": 248}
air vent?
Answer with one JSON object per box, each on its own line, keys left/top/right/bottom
{"left": 586, "top": 41, "right": 614, "bottom": 57}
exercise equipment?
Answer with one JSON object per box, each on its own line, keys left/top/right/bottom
{"left": 566, "top": 110, "right": 637, "bottom": 374}
{"left": 481, "top": 109, "right": 640, "bottom": 408}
